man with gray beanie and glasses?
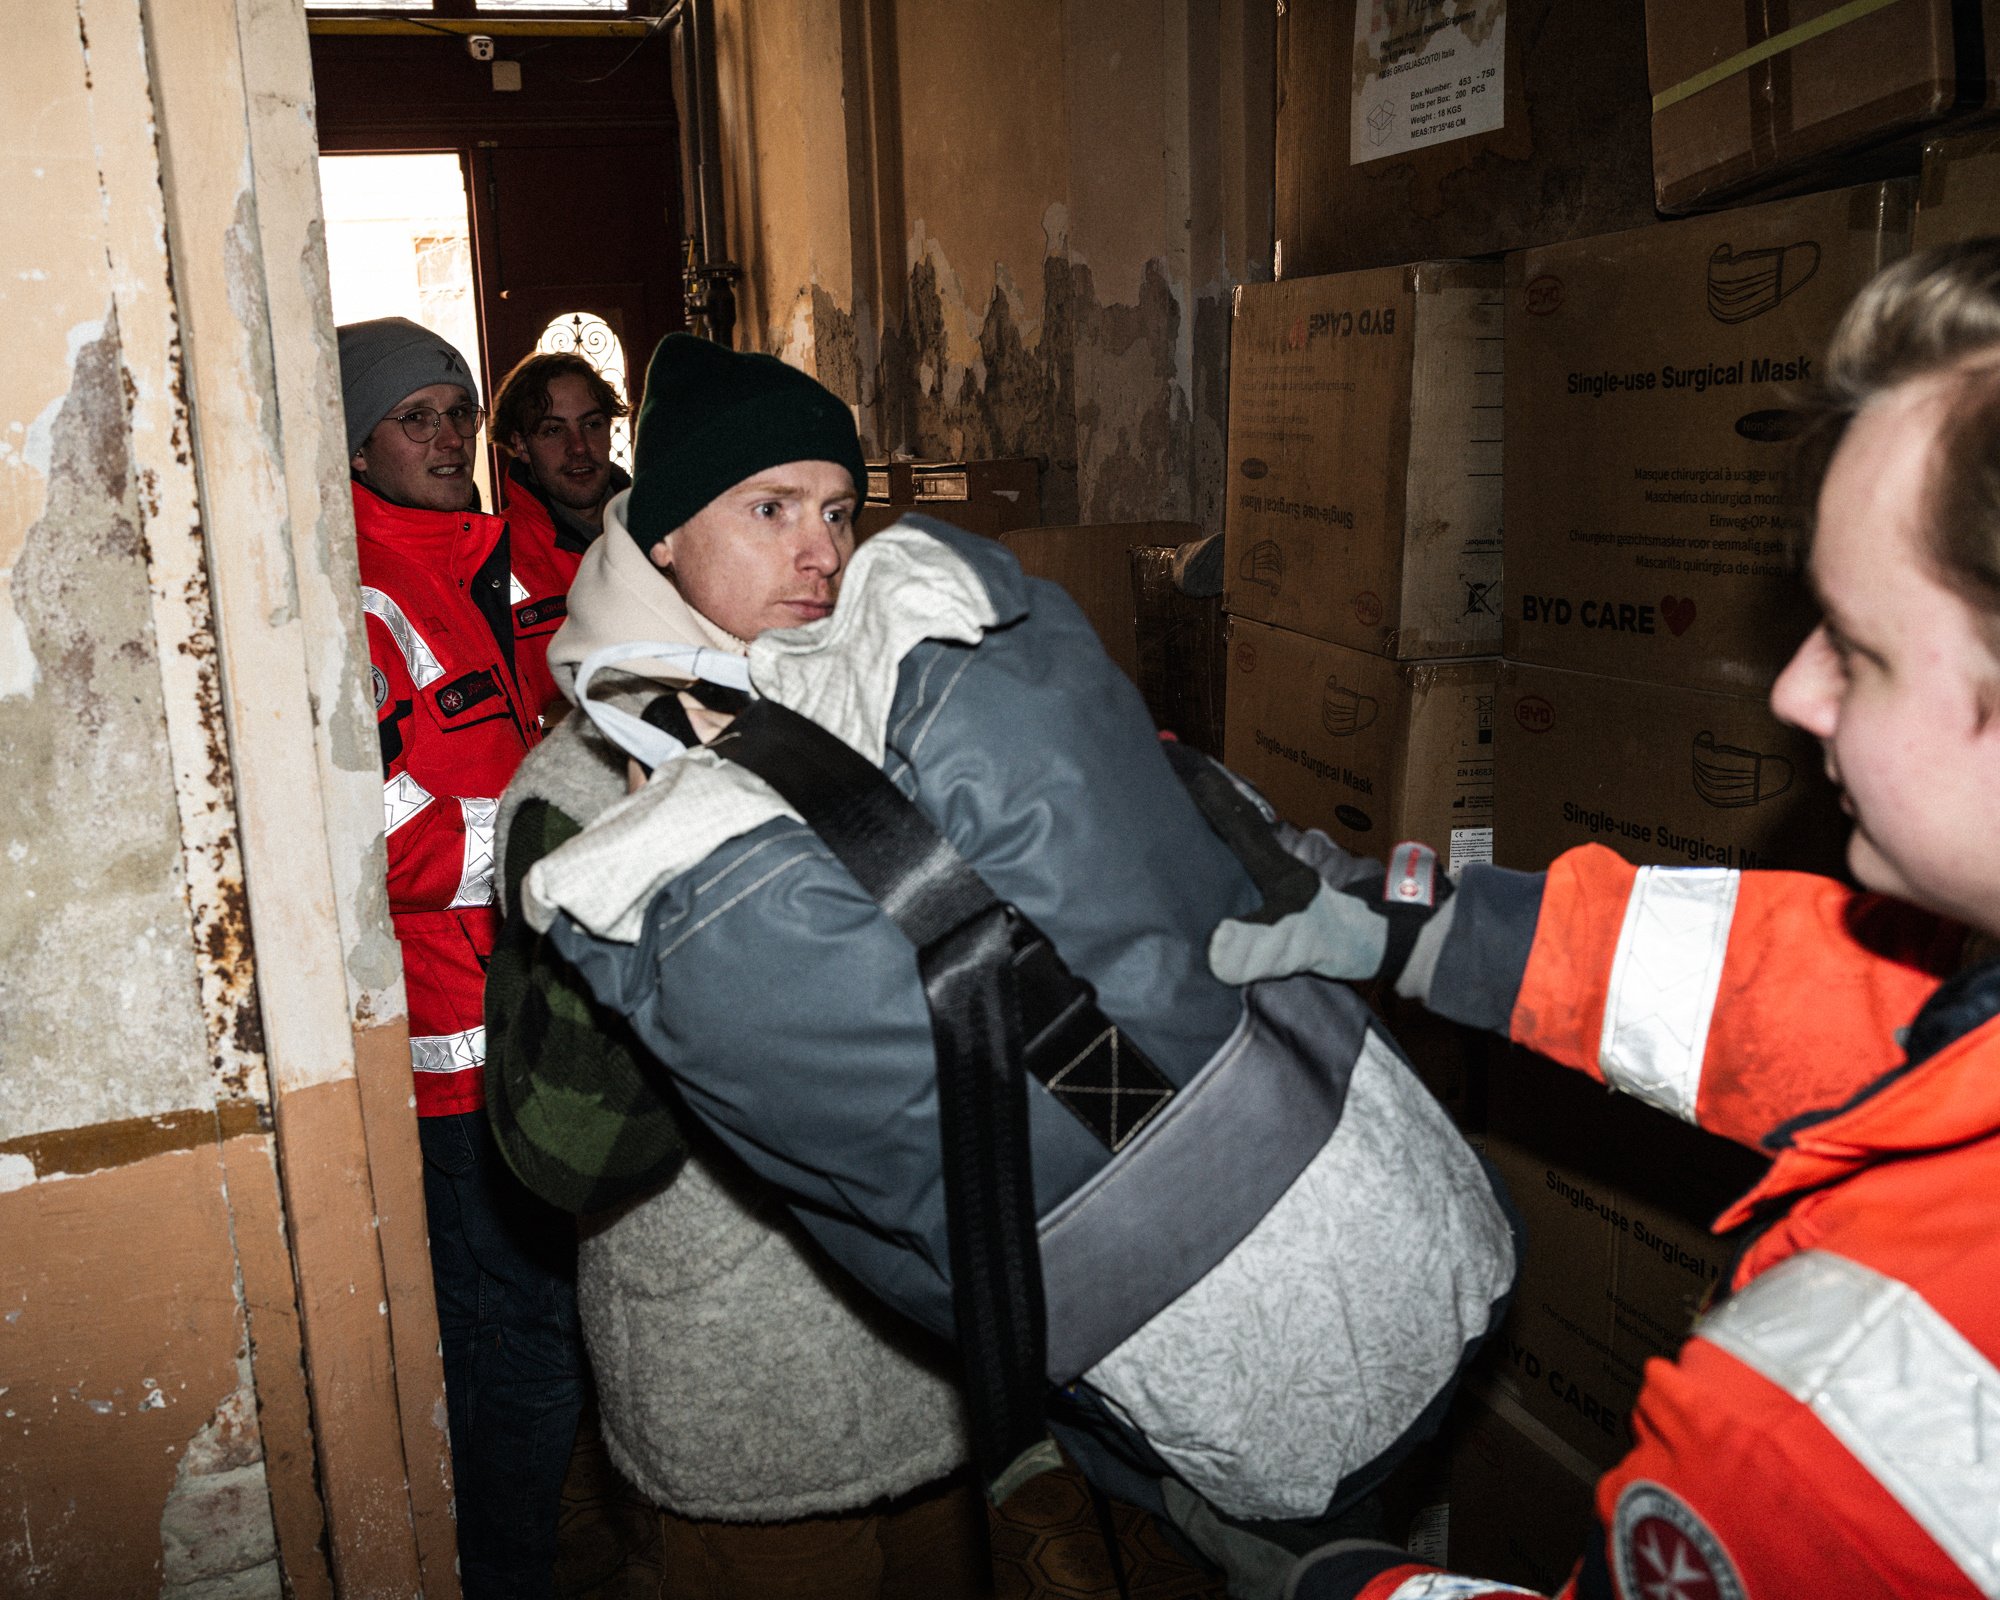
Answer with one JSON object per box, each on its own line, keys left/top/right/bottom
{"left": 339, "top": 316, "right": 584, "bottom": 1599}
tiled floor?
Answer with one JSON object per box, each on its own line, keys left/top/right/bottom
{"left": 552, "top": 1406, "right": 1226, "bottom": 1600}
{"left": 988, "top": 1465, "right": 1226, "bottom": 1600}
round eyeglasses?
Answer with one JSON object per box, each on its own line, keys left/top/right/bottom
{"left": 393, "top": 402, "right": 487, "bottom": 443}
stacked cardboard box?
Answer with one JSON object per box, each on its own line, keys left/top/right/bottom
{"left": 1409, "top": 1387, "right": 1606, "bottom": 1591}
{"left": 1221, "top": 263, "right": 1503, "bottom": 867}
{"left": 1915, "top": 126, "right": 2000, "bottom": 247}
{"left": 1647, "top": 1, "right": 2000, "bottom": 214}
{"left": 1474, "top": 1052, "right": 1767, "bottom": 1469}
{"left": 995, "top": 523, "right": 1226, "bottom": 758}
{"left": 1460, "top": 183, "right": 1915, "bottom": 1504}
{"left": 861, "top": 457, "right": 1041, "bottom": 535}
{"left": 1275, "top": 0, "right": 1657, "bottom": 278}
{"left": 1501, "top": 179, "right": 1910, "bottom": 872}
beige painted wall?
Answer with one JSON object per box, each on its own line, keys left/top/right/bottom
{"left": 711, "top": 0, "right": 1274, "bottom": 530}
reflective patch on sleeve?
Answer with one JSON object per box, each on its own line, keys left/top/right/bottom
{"left": 409, "top": 1026, "right": 485, "bottom": 1074}
{"left": 1597, "top": 866, "right": 1740, "bottom": 1121}
{"left": 1696, "top": 1249, "right": 2000, "bottom": 1595}
{"left": 1382, "top": 1575, "right": 1545, "bottom": 1598}
{"left": 449, "top": 796, "right": 498, "bottom": 908}
{"left": 361, "top": 586, "right": 446, "bottom": 689}
{"left": 1611, "top": 1482, "right": 1745, "bottom": 1600}
{"left": 383, "top": 771, "right": 435, "bottom": 835}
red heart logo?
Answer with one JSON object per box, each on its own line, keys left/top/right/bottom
{"left": 1661, "top": 595, "right": 1697, "bottom": 636}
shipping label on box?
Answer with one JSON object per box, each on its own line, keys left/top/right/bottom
{"left": 1494, "top": 660, "right": 1845, "bottom": 875}
{"left": 1276, "top": 2, "right": 1656, "bottom": 278}
{"left": 1505, "top": 181, "right": 1911, "bottom": 693}
{"left": 1225, "top": 264, "right": 1504, "bottom": 659}
{"left": 1350, "top": 0, "right": 1507, "bottom": 165}
{"left": 1224, "top": 618, "right": 1495, "bottom": 863}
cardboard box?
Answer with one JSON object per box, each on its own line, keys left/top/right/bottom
{"left": 912, "top": 458, "right": 1041, "bottom": 529}
{"left": 1131, "top": 542, "right": 1225, "bottom": 759}
{"left": 863, "top": 459, "right": 914, "bottom": 503}
{"left": 855, "top": 501, "right": 1013, "bottom": 541}
{"left": 1372, "top": 987, "right": 1488, "bottom": 1134}
{"left": 861, "top": 459, "right": 1041, "bottom": 532}
{"left": 1916, "top": 126, "right": 2000, "bottom": 247}
{"left": 1475, "top": 1050, "right": 1767, "bottom": 1469}
{"left": 1275, "top": 0, "right": 1657, "bottom": 278}
{"left": 999, "top": 523, "right": 1203, "bottom": 689}
{"left": 1224, "top": 266, "right": 1504, "bottom": 659}
{"left": 1648, "top": 1, "right": 1999, "bottom": 214}
{"left": 1505, "top": 181, "right": 1912, "bottom": 693}
{"left": 1495, "top": 661, "right": 1847, "bottom": 877}
{"left": 1425, "top": 1390, "right": 1604, "bottom": 1592}
{"left": 1224, "top": 618, "right": 1496, "bottom": 867}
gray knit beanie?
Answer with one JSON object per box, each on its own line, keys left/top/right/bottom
{"left": 624, "top": 334, "right": 866, "bottom": 551}
{"left": 336, "top": 318, "right": 480, "bottom": 456}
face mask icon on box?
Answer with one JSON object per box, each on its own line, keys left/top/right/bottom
{"left": 1707, "top": 240, "right": 1820, "bottom": 324}
{"left": 1692, "top": 730, "right": 1792, "bottom": 808}
{"left": 1239, "top": 539, "right": 1284, "bottom": 591}
{"left": 1322, "top": 677, "right": 1379, "bottom": 738}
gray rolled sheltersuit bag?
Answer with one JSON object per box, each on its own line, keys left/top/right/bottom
{"left": 519, "top": 515, "right": 1517, "bottom": 1525}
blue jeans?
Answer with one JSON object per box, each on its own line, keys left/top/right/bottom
{"left": 420, "top": 1110, "right": 585, "bottom": 1600}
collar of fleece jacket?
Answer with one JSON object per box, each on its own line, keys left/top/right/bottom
{"left": 543, "top": 489, "right": 748, "bottom": 702}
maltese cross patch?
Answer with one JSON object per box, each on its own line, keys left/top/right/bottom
{"left": 1612, "top": 1481, "right": 1745, "bottom": 1600}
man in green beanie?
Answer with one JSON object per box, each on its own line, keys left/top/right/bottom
{"left": 620, "top": 331, "right": 868, "bottom": 632}
{"left": 488, "top": 335, "right": 989, "bottom": 1597}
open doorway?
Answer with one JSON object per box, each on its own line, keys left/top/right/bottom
{"left": 320, "top": 151, "right": 495, "bottom": 509}
{"left": 308, "top": 20, "right": 686, "bottom": 487}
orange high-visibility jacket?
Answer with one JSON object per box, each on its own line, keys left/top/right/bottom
{"left": 499, "top": 460, "right": 624, "bottom": 725}
{"left": 1315, "top": 844, "right": 1994, "bottom": 1600}
{"left": 355, "top": 482, "right": 540, "bottom": 1118}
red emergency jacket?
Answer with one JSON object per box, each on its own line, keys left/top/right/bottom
{"left": 354, "top": 482, "right": 540, "bottom": 1117}
{"left": 1325, "top": 845, "right": 1993, "bottom": 1600}
{"left": 500, "top": 460, "right": 626, "bottom": 724}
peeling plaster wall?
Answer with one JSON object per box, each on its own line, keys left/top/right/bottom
{"left": 1, "top": 5, "right": 447, "bottom": 1595}
{"left": 714, "top": 0, "right": 1272, "bottom": 533}
{"left": 1, "top": 60, "right": 214, "bottom": 1145}
{"left": 0, "top": 12, "right": 292, "bottom": 1597}
{"left": 0, "top": 316, "right": 214, "bottom": 1134}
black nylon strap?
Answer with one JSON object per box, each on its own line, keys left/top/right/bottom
{"left": 1159, "top": 741, "right": 1317, "bottom": 926}
{"left": 709, "top": 697, "right": 1058, "bottom": 1490}
{"left": 710, "top": 699, "right": 1000, "bottom": 947}
{"left": 925, "top": 901, "right": 1053, "bottom": 1493}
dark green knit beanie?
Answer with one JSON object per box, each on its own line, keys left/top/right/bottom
{"left": 624, "top": 334, "right": 867, "bottom": 552}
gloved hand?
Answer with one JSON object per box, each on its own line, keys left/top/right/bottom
{"left": 1209, "top": 837, "right": 1452, "bottom": 989}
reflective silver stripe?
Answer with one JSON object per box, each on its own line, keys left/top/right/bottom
{"left": 510, "top": 571, "right": 529, "bottom": 605}
{"left": 1381, "top": 1576, "right": 1542, "bottom": 1599}
{"left": 1698, "top": 1249, "right": 2000, "bottom": 1595}
{"left": 383, "top": 771, "right": 435, "bottom": 835}
{"left": 409, "top": 1026, "right": 484, "bottom": 1075}
{"left": 449, "top": 797, "right": 498, "bottom": 908}
{"left": 1596, "top": 866, "right": 1740, "bottom": 1121}
{"left": 360, "top": 585, "right": 445, "bottom": 689}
